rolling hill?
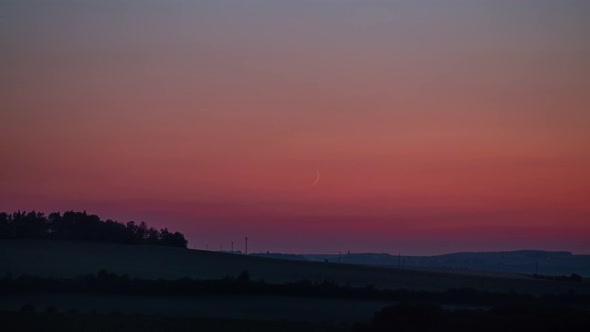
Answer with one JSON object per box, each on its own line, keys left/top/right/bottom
{"left": 1, "top": 240, "right": 588, "bottom": 295}
{"left": 303, "top": 250, "right": 590, "bottom": 277}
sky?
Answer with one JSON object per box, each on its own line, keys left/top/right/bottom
{"left": 1, "top": 0, "right": 589, "bottom": 255}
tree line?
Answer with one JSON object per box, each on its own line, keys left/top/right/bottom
{"left": 1, "top": 270, "right": 588, "bottom": 307}
{"left": 0, "top": 210, "right": 187, "bottom": 248}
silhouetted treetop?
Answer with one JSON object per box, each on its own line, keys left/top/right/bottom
{"left": 0, "top": 210, "right": 187, "bottom": 248}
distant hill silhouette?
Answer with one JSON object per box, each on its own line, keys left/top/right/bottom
{"left": 304, "top": 250, "right": 590, "bottom": 277}
{"left": 3, "top": 240, "right": 589, "bottom": 295}
{"left": 251, "top": 252, "right": 308, "bottom": 261}
{"left": 0, "top": 210, "right": 187, "bottom": 248}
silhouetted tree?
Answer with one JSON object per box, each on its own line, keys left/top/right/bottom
{"left": 0, "top": 210, "right": 187, "bottom": 248}
{"left": 146, "top": 227, "right": 160, "bottom": 244}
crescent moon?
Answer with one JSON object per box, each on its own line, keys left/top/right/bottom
{"left": 312, "top": 168, "right": 320, "bottom": 186}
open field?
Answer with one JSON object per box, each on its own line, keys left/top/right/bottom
{"left": 0, "top": 294, "right": 389, "bottom": 323}
{"left": 304, "top": 251, "right": 590, "bottom": 277}
{"left": 0, "top": 310, "right": 348, "bottom": 332}
{"left": 1, "top": 240, "right": 588, "bottom": 295}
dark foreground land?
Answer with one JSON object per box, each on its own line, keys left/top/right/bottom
{"left": 302, "top": 251, "right": 590, "bottom": 277}
{"left": 1, "top": 270, "right": 589, "bottom": 331}
{"left": 0, "top": 310, "right": 348, "bottom": 332}
{"left": 3, "top": 240, "right": 589, "bottom": 295}
{"left": 0, "top": 293, "right": 389, "bottom": 323}
{"left": 3, "top": 303, "right": 590, "bottom": 332}
{"left": 2, "top": 240, "right": 589, "bottom": 331}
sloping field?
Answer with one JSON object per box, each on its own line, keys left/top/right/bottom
{"left": 305, "top": 251, "right": 590, "bottom": 277}
{"left": 1, "top": 240, "right": 588, "bottom": 295}
{"left": 0, "top": 294, "right": 389, "bottom": 322}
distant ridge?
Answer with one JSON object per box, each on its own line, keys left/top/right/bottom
{"left": 303, "top": 250, "right": 589, "bottom": 277}
{"left": 440, "top": 250, "right": 573, "bottom": 256}
{"left": 2, "top": 239, "right": 589, "bottom": 296}
{"left": 251, "top": 252, "right": 308, "bottom": 261}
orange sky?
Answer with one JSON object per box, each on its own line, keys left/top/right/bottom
{"left": 1, "top": 1, "right": 589, "bottom": 254}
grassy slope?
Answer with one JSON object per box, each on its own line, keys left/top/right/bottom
{"left": 0, "top": 294, "right": 389, "bottom": 322}
{"left": 1, "top": 240, "right": 588, "bottom": 295}
{"left": 0, "top": 310, "right": 349, "bottom": 332}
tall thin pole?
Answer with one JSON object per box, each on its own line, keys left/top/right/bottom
{"left": 245, "top": 237, "right": 248, "bottom": 255}
{"left": 231, "top": 241, "right": 234, "bottom": 253}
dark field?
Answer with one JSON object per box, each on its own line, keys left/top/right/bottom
{"left": 3, "top": 303, "right": 590, "bottom": 332}
{"left": 2, "top": 239, "right": 590, "bottom": 331}
{"left": 0, "top": 310, "right": 348, "bottom": 332}
{"left": 0, "top": 294, "right": 390, "bottom": 323}
{"left": 2, "top": 240, "right": 588, "bottom": 295}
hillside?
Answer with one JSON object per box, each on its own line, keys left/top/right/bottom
{"left": 304, "top": 250, "right": 590, "bottom": 277}
{"left": 1, "top": 240, "right": 588, "bottom": 295}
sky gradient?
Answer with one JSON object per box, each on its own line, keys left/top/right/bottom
{"left": 1, "top": 0, "right": 589, "bottom": 254}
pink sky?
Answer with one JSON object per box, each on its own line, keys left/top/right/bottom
{"left": 1, "top": 1, "right": 589, "bottom": 254}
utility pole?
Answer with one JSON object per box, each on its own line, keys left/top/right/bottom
{"left": 231, "top": 241, "right": 234, "bottom": 253}
{"left": 245, "top": 236, "right": 248, "bottom": 255}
